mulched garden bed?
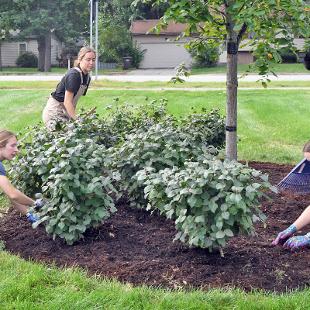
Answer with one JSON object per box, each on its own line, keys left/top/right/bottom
{"left": 1, "top": 162, "right": 310, "bottom": 293}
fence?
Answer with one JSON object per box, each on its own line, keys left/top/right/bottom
{"left": 98, "top": 62, "right": 118, "bottom": 70}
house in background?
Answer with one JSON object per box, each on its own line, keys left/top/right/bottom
{"left": 130, "top": 19, "right": 255, "bottom": 69}
{"left": 131, "top": 20, "right": 306, "bottom": 69}
{"left": 130, "top": 20, "right": 193, "bottom": 69}
{"left": 0, "top": 33, "right": 63, "bottom": 67}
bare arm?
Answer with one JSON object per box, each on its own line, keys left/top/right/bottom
{"left": 293, "top": 205, "right": 310, "bottom": 231}
{"left": 63, "top": 90, "right": 76, "bottom": 120}
{"left": 0, "top": 175, "right": 34, "bottom": 206}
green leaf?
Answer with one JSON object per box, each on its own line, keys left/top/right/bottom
{"left": 216, "top": 231, "right": 225, "bottom": 239}
{"left": 194, "top": 215, "right": 205, "bottom": 223}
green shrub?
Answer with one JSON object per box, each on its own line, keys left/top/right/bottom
{"left": 33, "top": 137, "right": 119, "bottom": 245}
{"left": 110, "top": 110, "right": 225, "bottom": 208}
{"left": 16, "top": 52, "right": 38, "bottom": 67}
{"left": 137, "top": 159, "right": 276, "bottom": 253}
{"left": 279, "top": 48, "right": 297, "bottom": 63}
{"left": 189, "top": 41, "right": 219, "bottom": 68}
{"left": 98, "top": 24, "right": 144, "bottom": 68}
{"left": 9, "top": 112, "right": 120, "bottom": 244}
{"left": 8, "top": 104, "right": 227, "bottom": 247}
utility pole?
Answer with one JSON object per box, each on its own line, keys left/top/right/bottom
{"left": 89, "top": 0, "right": 98, "bottom": 80}
{"left": 95, "top": 0, "right": 98, "bottom": 80}
{"left": 89, "top": 0, "right": 93, "bottom": 48}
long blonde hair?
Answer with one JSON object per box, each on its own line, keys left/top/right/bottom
{"left": 74, "top": 46, "right": 96, "bottom": 67}
{"left": 0, "top": 130, "right": 16, "bottom": 148}
{"left": 303, "top": 141, "right": 310, "bottom": 152}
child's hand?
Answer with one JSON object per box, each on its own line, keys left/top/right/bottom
{"left": 283, "top": 234, "right": 310, "bottom": 251}
{"left": 272, "top": 224, "right": 297, "bottom": 245}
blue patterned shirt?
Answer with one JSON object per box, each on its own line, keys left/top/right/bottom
{"left": 0, "top": 161, "right": 6, "bottom": 176}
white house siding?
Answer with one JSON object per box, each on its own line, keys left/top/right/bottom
{"left": 135, "top": 35, "right": 193, "bottom": 69}
{"left": 1, "top": 34, "right": 62, "bottom": 67}
{"left": 51, "top": 34, "right": 63, "bottom": 65}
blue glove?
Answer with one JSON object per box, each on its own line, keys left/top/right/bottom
{"left": 26, "top": 212, "right": 40, "bottom": 223}
{"left": 283, "top": 233, "right": 310, "bottom": 251}
{"left": 272, "top": 224, "right": 297, "bottom": 245}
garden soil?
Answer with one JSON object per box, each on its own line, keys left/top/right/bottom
{"left": 1, "top": 162, "right": 310, "bottom": 293}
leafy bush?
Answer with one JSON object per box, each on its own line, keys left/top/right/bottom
{"left": 279, "top": 48, "right": 297, "bottom": 63}
{"left": 177, "top": 109, "right": 225, "bottom": 148}
{"left": 16, "top": 52, "right": 38, "bottom": 67}
{"left": 98, "top": 24, "right": 144, "bottom": 68}
{"left": 9, "top": 103, "right": 228, "bottom": 248}
{"left": 137, "top": 159, "right": 276, "bottom": 253}
{"left": 189, "top": 41, "right": 219, "bottom": 68}
{"left": 33, "top": 138, "right": 119, "bottom": 245}
{"left": 110, "top": 110, "right": 225, "bottom": 208}
{"left": 9, "top": 101, "right": 171, "bottom": 197}
{"left": 104, "top": 98, "right": 170, "bottom": 142}
{"left": 9, "top": 112, "right": 120, "bottom": 244}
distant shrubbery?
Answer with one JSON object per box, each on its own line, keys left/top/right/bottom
{"left": 279, "top": 48, "right": 298, "bottom": 63}
{"left": 16, "top": 52, "right": 38, "bottom": 68}
{"left": 98, "top": 25, "right": 145, "bottom": 68}
{"left": 189, "top": 41, "right": 219, "bottom": 68}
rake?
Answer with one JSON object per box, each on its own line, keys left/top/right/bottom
{"left": 277, "top": 158, "right": 310, "bottom": 193}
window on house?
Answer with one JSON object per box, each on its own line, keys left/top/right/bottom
{"left": 19, "top": 43, "right": 27, "bottom": 55}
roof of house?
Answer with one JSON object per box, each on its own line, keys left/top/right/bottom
{"left": 130, "top": 20, "right": 188, "bottom": 35}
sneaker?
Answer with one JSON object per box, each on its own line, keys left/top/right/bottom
{"left": 26, "top": 212, "right": 40, "bottom": 223}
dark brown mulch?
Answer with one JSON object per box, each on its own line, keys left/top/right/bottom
{"left": 1, "top": 162, "right": 310, "bottom": 293}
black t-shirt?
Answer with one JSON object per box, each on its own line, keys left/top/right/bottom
{"left": 51, "top": 67, "right": 91, "bottom": 102}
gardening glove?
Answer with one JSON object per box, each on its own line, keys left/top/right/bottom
{"left": 283, "top": 233, "right": 310, "bottom": 251}
{"left": 33, "top": 198, "right": 45, "bottom": 210}
{"left": 272, "top": 224, "right": 297, "bottom": 245}
{"left": 26, "top": 212, "right": 40, "bottom": 224}
{"left": 33, "top": 193, "right": 45, "bottom": 210}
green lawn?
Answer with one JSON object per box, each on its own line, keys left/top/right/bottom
{"left": 1, "top": 251, "right": 310, "bottom": 310}
{"left": 1, "top": 83, "right": 310, "bottom": 308}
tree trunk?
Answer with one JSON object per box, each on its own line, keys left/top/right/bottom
{"left": 37, "top": 36, "right": 45, "bottom": 72}
{"left": 44, "top": 32, "right": 51, "bottom": 72}
{"left": 225, "top": 50, "right": 238, "bottom": 161}
{"left": 225, "top": 7, "right": 239, "bottom": 161}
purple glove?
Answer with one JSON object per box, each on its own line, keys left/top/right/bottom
{"left": 283, "top": 233, "right": 310, "bottom": 251}
{"left": 34, "top": 198, "right": 45, "bottom": 210}
{"left": 272, "top": 224, "right": 297, "bottom": 245}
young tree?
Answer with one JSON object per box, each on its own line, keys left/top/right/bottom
{"left": 133, "top": 0, "right": 310, "bottom": 160}
{"left": 0, "top": 0, "right": 88, "bottom": 72}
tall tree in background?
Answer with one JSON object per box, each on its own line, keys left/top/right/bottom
{"left": 134, "top": 0, "right": 310, "bottom": 160}
{"left": 98, "top": 0, "right": 168, "bottom": 28}
{"left": 0, "top": 0, "right": 88, "bottom": 71}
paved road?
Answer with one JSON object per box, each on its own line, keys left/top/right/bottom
{"left": 0, "top": 69, "right": 309, "bottom": 82}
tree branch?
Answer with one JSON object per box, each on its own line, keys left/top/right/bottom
{"left": 237, "top": 23, "right": 247, "bottom": 44}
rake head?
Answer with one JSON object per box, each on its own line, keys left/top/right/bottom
{"left": 277, "top": 159, "right": 310, "bottom": 194}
